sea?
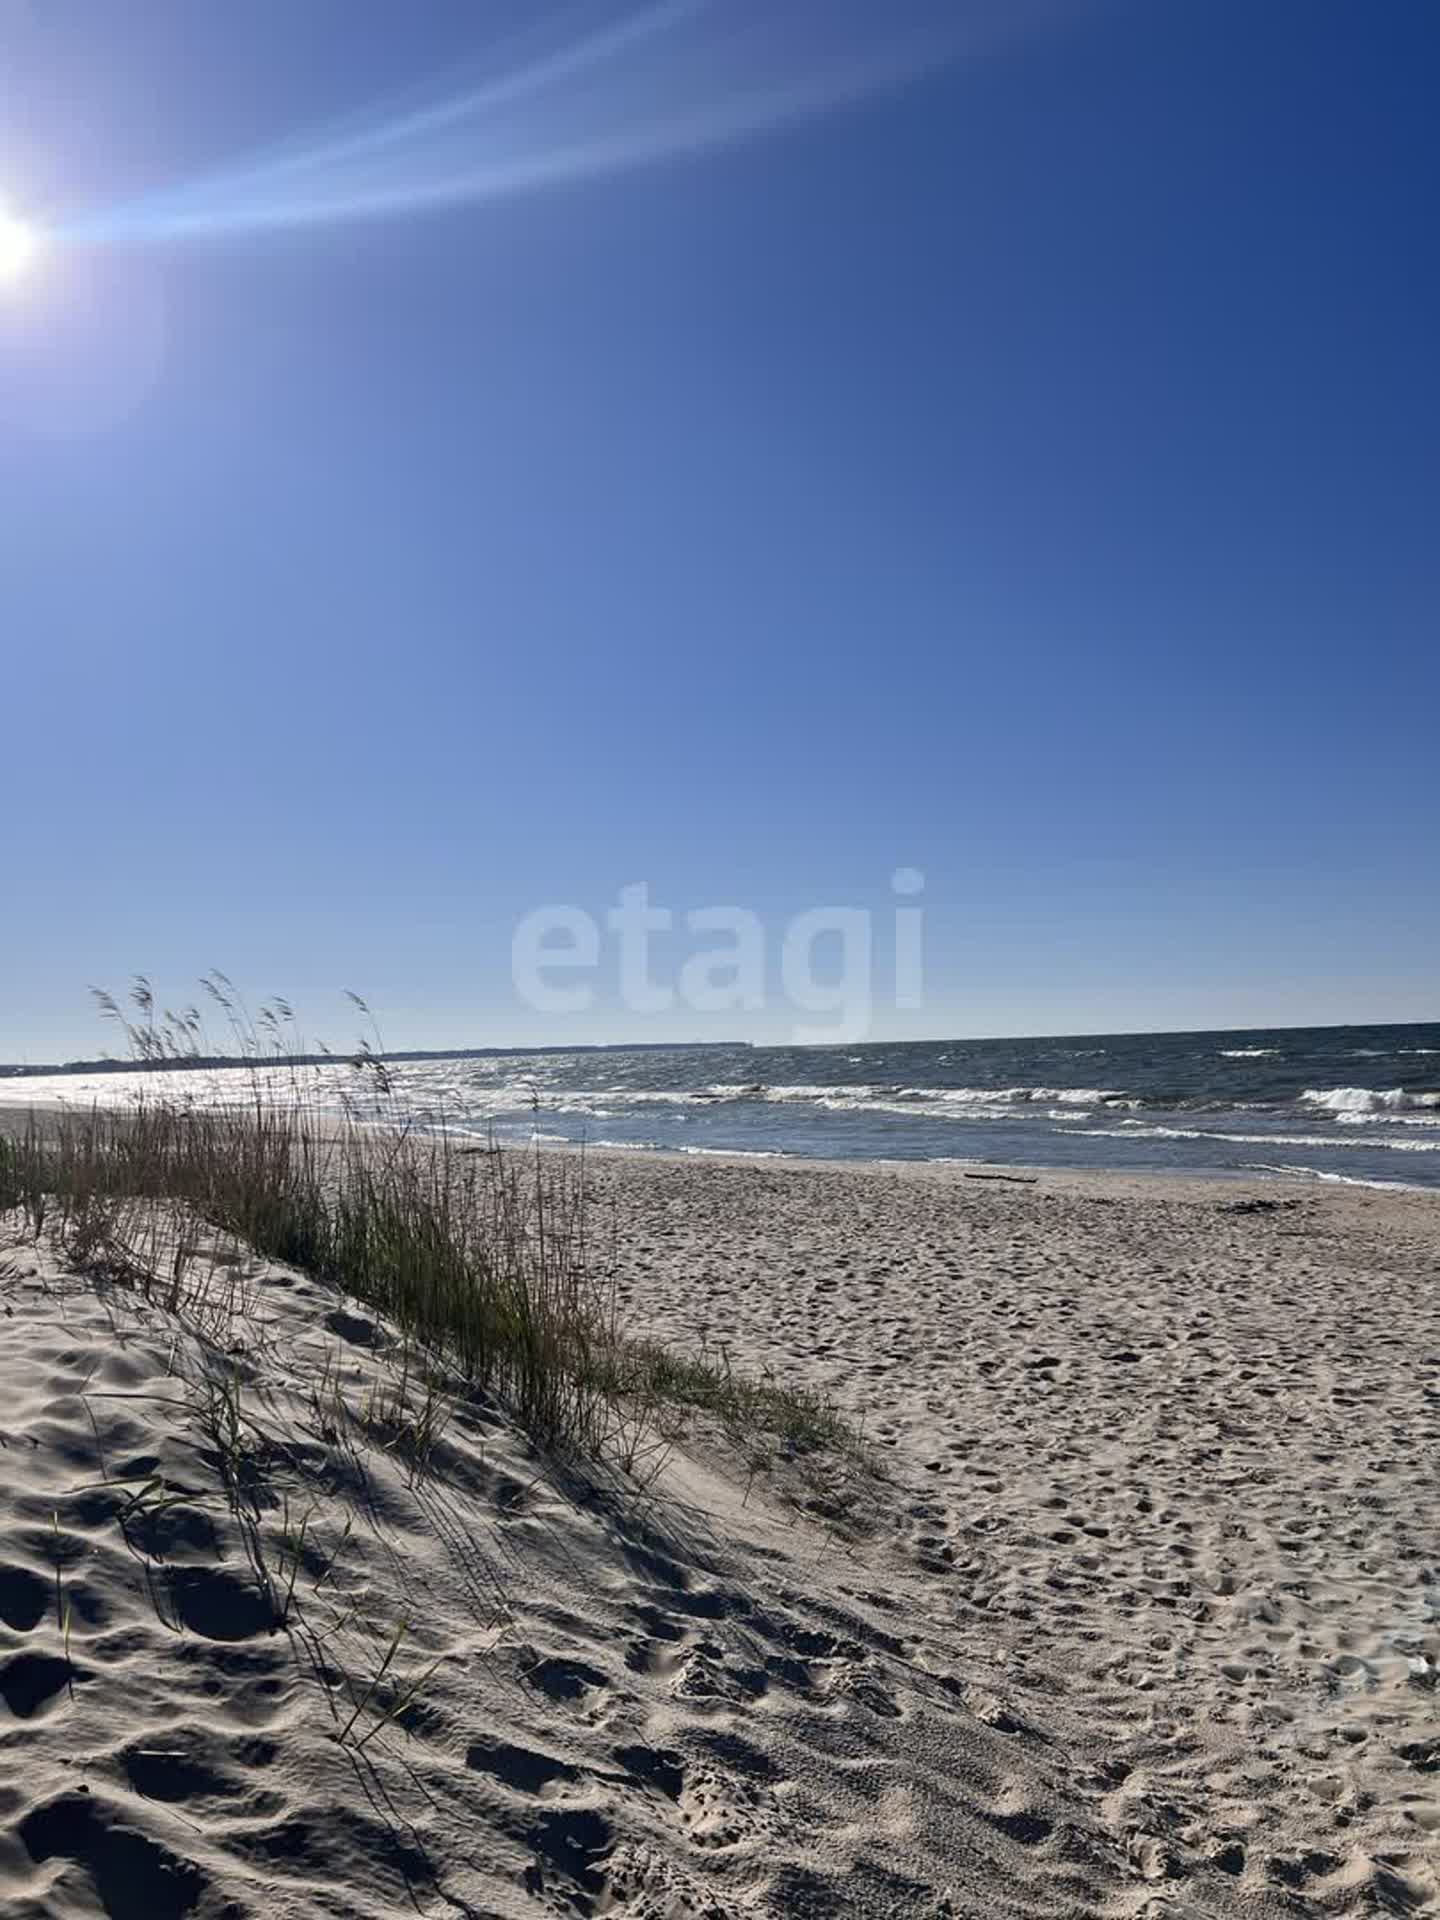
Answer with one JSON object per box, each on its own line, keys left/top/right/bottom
{"left": 3, "top": 1022, "right": 1440, "bottom": 1191}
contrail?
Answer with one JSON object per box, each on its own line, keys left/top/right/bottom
{"left": 53, "top": 1, "right": 1064, "bottom": 251}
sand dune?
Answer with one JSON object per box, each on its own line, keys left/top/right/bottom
{"left": 2, "top": 1156, "right": 1437, "bottom": 1916}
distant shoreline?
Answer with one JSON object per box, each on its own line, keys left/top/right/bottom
{"left": 0, "top": 1039, "right": 748, "bottom": 1079}
{"left": 5, "top": 1017, "right": 1435, "bottom": 1081}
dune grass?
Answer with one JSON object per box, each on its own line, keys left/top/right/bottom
{"left": 0, "top": 1096, "right": 857, "bottom": 1469}
{"left": 0, "top": 980, "right": 867, "bottom": 1787}
{"left": 1, "top": 973, "right": 861, "bottom": 1469}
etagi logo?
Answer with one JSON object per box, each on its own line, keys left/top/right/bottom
{"left": 511, "top": 870, "right": 925, "bottom": 1045}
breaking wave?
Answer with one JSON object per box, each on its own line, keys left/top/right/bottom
{"left": 1089, "top": 1122, "right": 1440, "bottom": 1155}
{"left": 1242, "top": 1163, "right": 1425, "bottom": 1193}
{"left": 1300, "top": 1086, "right": 1440, "bottom": 1115}
{"left": 3, "top": 1024, "right": 1438, "bottom": 1186}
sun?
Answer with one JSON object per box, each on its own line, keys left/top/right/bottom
{"left": 0, "top": 206, "right": 41, "bottom": 285}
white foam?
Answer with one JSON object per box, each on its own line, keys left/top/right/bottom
{"left": 1244, "top": 1162, "right": 1425, "bottom": 1193}
{"left": 762, "top": 1083, "right": 877, "bottom": 1102}
{"left": 675, "top": 1082, "right": 1139, "bottom": 1116}
{"left": 679, "top": 1145, "right": 785, "bottom": 1159}
{"left": 1087, "top": 1124, "right": 1440, "bottom": 1154}
{"left": 810, "top": 1094, "right": 1001, "bottom": 1120}
{"left": 1218, "top": 1048, "right": 1280, "bottom": 1059}
{"left": 931, "top": 1085, "right": 1126, "bottom": 1108}
{"left": 1300, "top": 1086, "right": 1440, "bottom": 1115}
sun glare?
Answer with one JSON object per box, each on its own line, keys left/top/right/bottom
{"left": 0, "top": 206, "right": 40, "bottom": 285}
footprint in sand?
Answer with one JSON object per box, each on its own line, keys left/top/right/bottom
{"left": 0, "top": 1650, "right": 80, "bottom": 1719}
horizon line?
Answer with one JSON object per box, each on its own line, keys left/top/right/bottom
{"left": 2, "top": 1011, "right": 1437, "bottom": 1078}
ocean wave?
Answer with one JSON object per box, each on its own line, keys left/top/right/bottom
{"left": 679, "top": 1145, "right": 786, "bottom": 1159}
{"left": 1242, "top": 1162, "right": 1424, "bottom": 1193}
{"left": 616, "top": 1082, "right": 1276, "bottom": 1121}
{"left": 490, "top": 1082, "right": 1015, "bottom": 1122}
{"left": 814, "top": 1086, "right": 1136, "bottom": 1120}
{"left": 1090, "top": 1123, "right": 1440, "bottom": 1154}
{"left": 757, "top": 1082, "right": 876, "bottom": 1102}
{"left": 929, "top": 1085, "right": 1128, "bottom": 1108}
{"left": 608, "top": 1087, "right": 723, "bottom": 1105}
{"left": 1039, "top": 1086, "right": 1127, "bottom": 1106}
{"left": 810, "top": 1095, "right": 1008, "bottom": 1121}
{"left": 1300, "top": 1086, "right": 1440, "bottom": 1115}
{"left": 1218, "top": 1048, "right": 1280, "bottom": 1059}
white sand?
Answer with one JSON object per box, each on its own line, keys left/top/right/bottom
{"left": 2, "top": 1154, "right": 1438, "bottom": 1917}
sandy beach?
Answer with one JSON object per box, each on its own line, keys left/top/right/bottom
{"left": 2, "top": 1146, "right": 1437, "bottom": 1917}
{"left": 8, "top": 0, "right": 1435, "bottom": 1907}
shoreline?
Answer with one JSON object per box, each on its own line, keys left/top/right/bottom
{"left": 5, "top": 1093, "right": 1437, "bottom": 1201}
{"left": 4, "top": 1016, "right": 1440, "bottom": 1197}
{"left": 565, "top": 1137, "right": 1440, "bottom": 1199}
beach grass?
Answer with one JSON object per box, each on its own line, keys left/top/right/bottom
{"left": 0, "top": 1093, "right": 859, "bottom": 1471}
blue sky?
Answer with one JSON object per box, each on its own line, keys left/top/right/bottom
{"left": 1, "top": 0, "right": 1436, "bottom": 1061}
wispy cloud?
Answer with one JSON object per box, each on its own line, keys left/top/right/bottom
{"left": 58, "top": 0, "right": 1062, "bottom": 249}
